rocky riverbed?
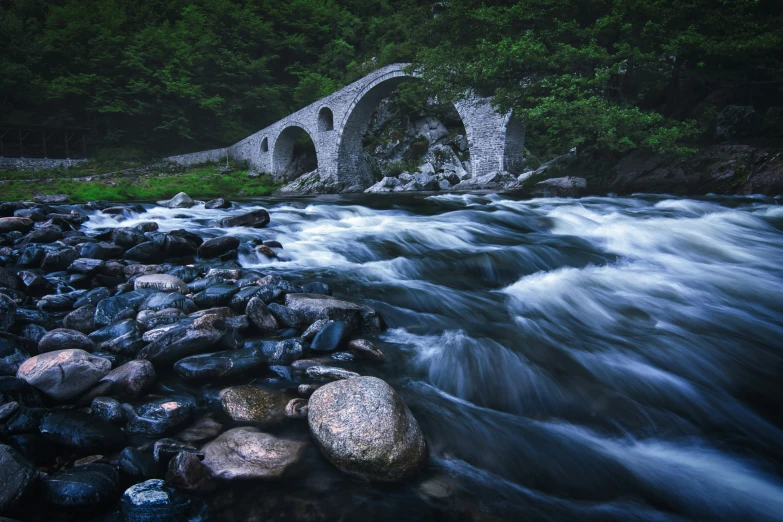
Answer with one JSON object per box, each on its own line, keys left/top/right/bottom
{"left": 0, "top": 193, "right": 426, "bottom": 521}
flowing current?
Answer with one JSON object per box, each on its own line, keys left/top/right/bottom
{"left": 84, "top": 193, "right": 783, "bottom": 521}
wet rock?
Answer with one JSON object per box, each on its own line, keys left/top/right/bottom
{"left": 138, "top": 320, "right": 226, "bottom": 366}
{"left": 219, "top": 209, "right": 270, "bottom": 228}
{"left": 202, "top": 427, "right": 307, "bottom": 480}
{"left": 347, "top": 339, "right": 385, "bottom": 361}
{"left": 68, "top": 258, "right": 105, "bottom": 275}
{"left": 112, "top": 227, "right": 146, "bottom": 248}
{"left": 0, "top": 376, "right": 43, "bottom": 406}
{"left": 21, "top": 324, "right": 47, "bottom": 343}
{"left": 158, "top": 192, "right": 195, "bottom": 209}
{"left": 175, "top": 414, "right": 223, "bottom": 444}
{"left": 297, "top": 384, "right": 320, "bottom": 397}
{"left": 246, "top": 297, "right": 280, "bottom": 332}
{"left": 125, "top": 397, "right": 194, "bottom": 436}
{"left": 16, "top": 349, "right": 110, "bottom": 401}
{"left": 163, "top": 234, "right": 199, "bottom": 258}
{"left": 88, "top": 319, "right": 136, "bottom": 345}
{"left": 534, "top": 176, "right": 587, "bottom": 197}
{"left": 41, "top": 247, "right": 79, "bottom": 272}
{"left": 121, "top": 479, "right": 190, "bottom": 522}
{"left": 40, "top": 463, "right": 120, "bottom": 507}
{"left": 91, "top": 396, "right": 126, "bottom": 425}
{"left": 365, "top": 176, "right": 402, "bottom": 193}
{"left": 308, "top": 376, "right": 426, "bottom": 481}
{"left": 124, "top": 241, "right": 164, "bottom": 263}
{"left": 37, "top": 293, "right": 74, "bottom": 312}
{"left": 80, "top": 241, "right": 124, "bottom": 260}
{"left": 38, "top": 328, "right": 95, "bottom": 353}
{"left": 166, "top": 265, "right": 200, "bottom": 284}
{"left": 331, "top": 352, "right": 354, "bottom": 362}
{"left": 17, "top": 270, "right": 54, "bottom": 296}
{"left": 94, "top": 291, "right": 146, "bottom": 327}
{"left": 166, "top": 452, "right": 215, "bottom": 494}
{"left": 0, "top": 340, "right": 28, "bottom": 377}
{"left": 255, "top": 245, "right": 276, "bottom": 258}
{"left": 40, "top": 410, "right": 126, "bottom": 453}
{"left": 205, "top": 198, "right": 231, "bottom": 209}
{"left": 74, "top": 287, "right": 111, "bottom": 308}
{"left": 193, "top": 284, "right": 239, "bottom": 307}
{"left": 220, "top": 385, "right": 287, "bottom": 423}
{"left": 139, "top": 292, "right": 194, "bottom": 314}
{"left": 229, "top": 286, "right": 264, "bottom": 311}
{"left": 0, "top": 444, "right": 39, "bottom": 511}
{"left": 0, "top": 267, "right": 21, "bottom": 291}
{"left": 6, "top": 433, "right": 58, "bottom": 465}
{"left": 300, "top": 282, "right": 330, "bottom": 295}
{"left": 285, "top": 398, "right": 308, "bottom": 419}
{"left": 310, "top": 321, "right": 350, "bottom": 352}
{"left": 198, "top": 236, "right": 239, "bottom": 258}
{"left": 301, "top": 319, "right": 329, "bottom": 343}
{"left": 269, "top": 339, "right": 304, "bottom": 365}
{"left": 118, "top": 447, "right": 158, "bottom": 479}
{"left": 174, "top": 347, "right": 265, "bottom": 381}
{"left": 0, "top": 294, "right": 16, "bottom": 331}
{"left": 0, "top": 217, "right": 34, "bottom": 234}
{"left": 285, "top": 293, "right": 385, "bottom": 333}
{"left": 134, "top": 274, "right": 189, "bottom": 294}
{"left": 267, "top": 303, "right": 302, "bottom": 329}
{"left": 137, "top": 308, "right": 185, "bottom": 331}
{"left": 305, "top": 365, "right": 360, "bottom": 382}
{"left": 63, "top": 305, "right": 96, "bottom": 334}
{"left": 21, "top": 224, "right": 62, "bottom": 245}
{"left": 86, "top": 359, "right": 156, "bottom": 400}
{"left": 153, "top": 438, "right": 203, "bottom": 463}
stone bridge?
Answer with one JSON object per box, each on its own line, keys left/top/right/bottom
{"left": 167, "top": 63, "right": 525, "bottom": 190}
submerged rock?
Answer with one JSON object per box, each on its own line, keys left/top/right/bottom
{"left": 198, "top": 236, "right": 239, "bottom": 258}
{"left": 219, "top": 209, "right": 270, "bottom": 228}
{"left": 16, "top": 349, "right": 110, "bottom": 401}
{"left": 202, "top": 427, "right": 306, "bottom": 480}
{"left": 220, "top": 385, "right": 287, "bottom": 424}
{"left": 166, "top": 452, "right": 215, "bottom": 493}
{"left": 308, "top": 376, "right": 426, "bottom": 481}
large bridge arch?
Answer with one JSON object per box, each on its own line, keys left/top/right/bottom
{"left": 272, "top": 123, "right": 319, "bottom": 178}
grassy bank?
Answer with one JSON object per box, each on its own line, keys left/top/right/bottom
{"left": 0, "top": 164, "right": 280, "bottom": 203}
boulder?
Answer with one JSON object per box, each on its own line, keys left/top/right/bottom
{"left": 0, "top": 217, "right": 34, "bottom": 234}
{"left": 134, "top": 274, "right": 189, "bottom": 294}
{"left": 40, "top": 463, "right": 120, "bottom": 507}
{"left": 193, "top": 284, "right": 239, "bottom": 307}
{"left": 0, "top": 444, "right": 39, "bottom": 511}
{"left": 365, "top": 176, "right": 402, "bottom": 193}
{"left": 198, "top": 236, "right": 239, "bottom": 258}
{"left": 16, "top": 349, "right": 111, "bottom": 401}
{"left": 112, "top": 227, "right": 146, "bottom": 248}
{"left": 285, "top": 293, "right": 385, "bottom": 333}
{"left": 137, "top": 320, "right": 226, "bottom": 365}
{"left": 157, "top": 192, "right": 195, "bottom": 209}
{"left": 205, "top": 198, "right": 231, "bottom": 209}
{"left": 20, "top": 224, "right": 62, "bottom": 245}
{"left": 308, "top": 376, "right": 426, "bottom": 481}
{"left": 124, "top": 241, "right": 163, "bottom": 263}
{"left": 80, "top": 242, "right": 124, "bottom": 260}
{"left": 220, "top": 385, "right": 287, "bottom": 423}
{"left": 38, "top": 328, "right": 95, "bottom": 353}
{"left": 86, "top": 359, "right": 156, "bottom": 400}
{"left": 219, "top": 209, "right": 270, "bottom": 228}
{"left": 534, "top": 176, "right": 587, "bottom": 197}
{"left": 202, "top": 427, "right": 307, "bottom": 480}
{"left": 39, "top": 410, "right": 126, "bottom": 453}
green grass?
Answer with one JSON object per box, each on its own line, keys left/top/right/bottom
{"left": 0, "top": 164, "right": 281, "bottom": 203}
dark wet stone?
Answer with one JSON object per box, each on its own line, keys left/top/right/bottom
{"left": 202, "top": 427, "right": 306, "bottom": 480}
{"left": 89, "top": 319, "right": 136, "bottom": 345}
{"left": 40, "top": 463, "right": 120, "bottom": 507}
{"left": 74, "top": 287, "right": 112, "bottom": 308}
{"left": 245, "top": 297, "right": 280, "bottom": 332}
{"left": 269, "top": 365, "right": 300, "bottom": 383}
{"left": 112, "top": 227, "right": 145, "bottom": 248}
{"left": 166, "top": 451, "right": 215, "bottom": 493}
{"left": 84, "top": 359, "right": 156, "bottom": 400}
{"left": 91, "top": 396, "right": 126, "bottom": 425}
{"left": 165, "top": 265, "right": 200, "bottom": 284}
{"left": 94, "top": 291, "right": 146, "bottom": 327}
{"left": 5, "top": 433, "right": 58, "bottom": 465}
{"left": 137, "top": 320, "right": 226, "bottom": 366}
{"left": 255, "top": 245, "right": 276, "bottom": 258}
{"left": 205, "top": 198, "right": 231, "bottom": 209}
{"left": 38, "top": 328, "right": 95, "bottom": 353}
{"left": 17, "top": 349, "right": 110, "bottom": 401}
{"left": 297, "top": 383, "right": 320, "bottom": 397}
{"left": 125, "top": 397, "right": 195, "bottom": 436}
{"left": 284, "top": 398, "right": 308, "bottom": 419}
{"left": 137, "top": 308, "right": 185, "bottom": 330}
{"left": 14, "top": 209, "right": 46, "bottom": 222}
{"left": 0, "top": 294, "right": 16, "bottom": 332}
{"left": 37, "top": 293, "right": 75, "bottom": 312}
{"left": 16, "top": 245, "right": 45, "bottom": 267}
{"left": 219, "top": 209, "right": 270, "bottom": 229}
{"left": 2, "top": 404, "right": 46, "bottom": 434}
{"left": 193, "top": 284, "right": 239, "bottom": 307}
{"left": 269, "top": 339, "right": 304, "bottom": 365}
{"left": 285, "top": 293, "right": 385, "bottom": 333}
{"left": 301, "top": 319, "right": 329, "bottom": 343}
{"left": 118, "top": 447, "right": 159, "bottom": 479}
{"left": 0, "top": 268, "right": 21, "bottom": 292}
{"left": 40, "top": 410, "right": 126, "bottom": 453}
{"left": 205, "top": 267, "right": 242, "bottom": 280}
{"left": 21, "top": 224, "right": 62, "bottom": 245}
{"left": 267, "top": 303, "right": 302, "bottom": 329}
{"left": 0, "top": 217, "right": 34, "bottom": 234}
{"left": 0, "top": 444, "right": 39, "bottom": 511}
{"left": 134, "top": 274, "right": 188, "bottom": 294}
{"left": 229, "top": 286, "right": 264, "bottom": 312}
{"left": 0, "top": 339, "right": 28, "bottom": 377}
{"left": 308, "top": 376, "right": 426, "bottom": 482}
{"left": 63, "top": 305, "right": 96, "bottom": 334}
{"left": 300, "top": 282, "right": 331, "bottom": 295}
{"left": 140, "top": 292, "right": 195, "bottom": 314}
{"left": 263, "top": 240, "right": 283, "bottom": 249}
{"left": 175, "top": 414, "right": 223, "bottom": 444}
{"left": 347, "top": 339, "right": 385, "bottom": 361}
{"left": 80, "top": 241, "right": 124, "bottom": 260}
{"left": 331, "top": 352, "right": 355, "bottom": 362}
{"left": 0, "top": 377, "right": 43, "bottom": 406}
{"left": 220, "top": 385, "right": 287, "bottom": 423}
{"left": 68, "top": 258, "right": 105, "bottom": 275}
{"left": 306, "top": 365, "right": 360, "bottom": 382}
{"left": 20, "top": 324, "right": 47, "bottom": 343}
{"left": 311, "top": 321, "right": 350, "bottom": 352}
{"left": 274, "top": 279, "right": 302, "bottom": 295}
{"left": 187, "top": 275, "right": 224, "bottom": 293}
{"left": 124, "top": 241, "right": 164, "bottom": 263}
{"left": 174, "top": 347, "right": 265, "bottom": 381}
{"left": 121, "top": 479, "right": 190, "bottom": 522}
{"left": 17, "top": 270, "right": 54, "bottom": 296}
{"left": 153, "top": 438, "right": 203, "bottom": 463}
{"left": 41, "top": 247, "right": 80, "bottom": 272}
{"left": 198, "top": 236, "right": 239, "bottom": 259}
{"left": 14, "top": 308, "right": 53, "bottom": 329}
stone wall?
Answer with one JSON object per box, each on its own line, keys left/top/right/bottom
{"left": 0, "top": 157, "right": 87, "bottom": 171}
{"left": 166, "top": 147, "right": 229, "bottom": 167}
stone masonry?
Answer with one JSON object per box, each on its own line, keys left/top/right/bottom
{"left": 166, "top": 64, "right": 525, "bottom": 189}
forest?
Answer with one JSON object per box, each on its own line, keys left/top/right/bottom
{"left": 1, "top": 0, "right": 781, "bottom": 161}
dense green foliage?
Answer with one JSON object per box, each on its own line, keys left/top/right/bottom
{"left": 1, "top": 0, "right": 780, "bottom": 160}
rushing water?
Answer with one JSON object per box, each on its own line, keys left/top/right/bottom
{"left": 83, "top": 193, "right": 783, "bottom": 521}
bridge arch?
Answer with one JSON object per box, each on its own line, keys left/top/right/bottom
{"left": 318, "top": 107, "right": 334, "bottom": 132}
{"left": 272, "top": 123, "right": 318, "bottom": 177}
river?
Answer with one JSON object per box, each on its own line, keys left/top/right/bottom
{"left": 82, "top": 192, "right": 783, "bottom": 521}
